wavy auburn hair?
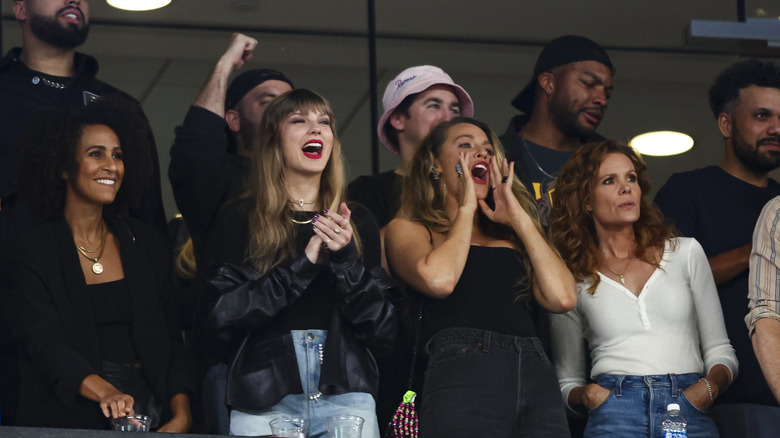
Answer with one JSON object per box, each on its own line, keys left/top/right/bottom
{"left": 244, "top": 89, "right": 354, "bottom": 275}
{"left": 548, "top": 139, "right": 675, "bottom": 294}
{"left": 398, "top": 117, "right": 545, "bottom": 286}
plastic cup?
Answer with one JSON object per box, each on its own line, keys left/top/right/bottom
{"left": 111, "top": 413, "right": 150, "bottom": 431}
{"left": 326, "top": 414, "right": 364, "bottom": 438}
{"left": 269, "top": 417, "right": 308, "bottom": 437}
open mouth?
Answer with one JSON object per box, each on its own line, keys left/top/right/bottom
{"left": 95, "top": 179, "right": 116, "bottom": 186}
{"left": 302, "top": 141, "right": 323, "bottom": 159}
{"left": 471, "top": 162, "right": 489, "bottom": 184}
{"left": 60, "top": 8, "right": 82, "bottom": 25}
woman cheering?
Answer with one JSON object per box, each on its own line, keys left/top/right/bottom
{"left": 205, "top": 89, "right": 396, "bottom": 438}
{"left": 548, "top": 140, "right": 737, "bottom": 437}
{"left": 384, "top": 117, "right": 576, "bottom": 437}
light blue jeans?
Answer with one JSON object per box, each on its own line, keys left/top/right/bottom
{"left": 229, "top": 330, "right": 379, "bottom": 438}
{"left": 585, "top": 373, "right": 718, "bottom": 438}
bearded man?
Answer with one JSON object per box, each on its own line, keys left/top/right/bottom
{"left": 500, "top": 35, "right": 614, "bottom": 227}
{"left": 655, "top": 58, "right": 780, "bottom": 437}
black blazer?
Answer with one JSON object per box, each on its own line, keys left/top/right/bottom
{"left": 1, "top": 214, "right": 193, "bottom": 429}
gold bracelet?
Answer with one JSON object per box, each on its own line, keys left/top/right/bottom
{"left": 699, "top": 377, "right": 714, "bottom": 400}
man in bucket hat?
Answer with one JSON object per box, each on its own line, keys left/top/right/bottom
{"left": 348, "top": 65, "right": 473, "bottom": 228}
{"left": 500, "top": 35, "right": 614, "bottom": 227}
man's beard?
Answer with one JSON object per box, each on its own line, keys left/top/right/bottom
{"left": 732, "top": 121, "right": 780, "bottom": 173}
{"left": 237, "top": 116, "right": 259, "bottom": 157}
{"left": 29, "top": 10, "right": 89, "bottom": 49}
{"left": 548, "top": 93, "right": 596, "bottom": 140}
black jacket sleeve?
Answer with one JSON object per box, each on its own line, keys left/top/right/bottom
{"left": 206, "top": 256, "right": 322, "bottom": 342}
{"left": 169, "top": 106, "right": 234, "bottom": 262}
{"left": 329, "top": 243, "right": 398, "bottom": 360}
{"left": 2, "top": 257, "right": 99, "bottom": 408}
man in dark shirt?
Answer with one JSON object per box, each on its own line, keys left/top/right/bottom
{"left": 348, "top": 65, "right": 473, "bottom": 228}
{"left": 500, "top": 35, "right": 614, "bottom": 227}
{"left": 169, "top": 32, "right": 293, "bottom": 267}
{"left": 655, "top": 59, "right": 780, "bottom": 437}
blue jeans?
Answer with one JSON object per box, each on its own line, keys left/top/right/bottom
{"left": 585, "top": 373, "right": 718, "bottom": 438}
{"left": 229, "top": 330, "right": 379, "bottom": 438}
{"left": 202, "top": 362, "right": 230, "bottom": 435}
{"left": 420, "top": 327, "right": 570, "bottom": 438}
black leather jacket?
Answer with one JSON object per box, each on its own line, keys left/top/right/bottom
{"left": 206, "top": 242, "right": 398, "bottom": 412}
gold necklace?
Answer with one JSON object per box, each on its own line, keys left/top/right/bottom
{"left": 291, "top": 216, "right": 314, "bottom": 225}
{"left": 602, "top": 258, "right": 633, "bottom": 285}
{"left": 75, "top": 224, "right": 107, "bottom": 275}
{"left": 290, "top": 198, "right": 317, "bottom": 225}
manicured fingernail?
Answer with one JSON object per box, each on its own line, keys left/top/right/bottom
{"left": 323, "top": 209, "right": 329, "bottom": 214}
{"left": 311, "top": 219, "right": 316, "bottom": 224}
{"left": 313, "top": 215, "right": 319, "bottom": 219}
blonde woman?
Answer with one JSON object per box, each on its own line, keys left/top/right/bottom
{"left": 205, "top": 89, "right": 396, "bottom": 438}
{"left": 385, "top": 117, "right": 576, "bottom": 437}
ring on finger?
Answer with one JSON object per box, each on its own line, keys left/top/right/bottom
{"left": 334, "top": 227, "right": 341, "bottom": 234}
{"left": 501, "top": 176, "right": 509, "bottom": 184}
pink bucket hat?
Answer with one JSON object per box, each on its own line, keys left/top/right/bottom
{"left": 377, "top": 65, "right": 474, "bottom": 154}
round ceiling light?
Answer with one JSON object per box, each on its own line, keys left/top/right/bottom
{"left": 629, "top": 131, "right": 694, "bottom": 156}
{"left": 107, "top": 0, "right": 172, "bottom": 11}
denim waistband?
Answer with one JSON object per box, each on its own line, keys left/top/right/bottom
{"left": 596, "top": 373, "right": 702, "bottom": 397}
{"left": 426, "top": 327, "right": 545, "bottom": 355}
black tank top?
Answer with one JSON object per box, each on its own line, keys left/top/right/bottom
{"left": 421, "top": 246, "right": 537, "bottom": 343}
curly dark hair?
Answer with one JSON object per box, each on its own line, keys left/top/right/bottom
{"left": 708, "top": 58, "right": 780, "bottom": 118}
{"left": 548, "top": 139, "right": 675, "bottom": 294}
{"left": 17, "top": 94, "right": 153, "bottom": 219}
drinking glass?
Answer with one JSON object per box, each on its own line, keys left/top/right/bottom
{"left": 269, "top": 416, "right": 308, "bottom": 438}
{"left": 326, "top": 414, "right": 364, "bottom": 438}
{"left": 111, "top": 413, "right": 150, "bottom": 432}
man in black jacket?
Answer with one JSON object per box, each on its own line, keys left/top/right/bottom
{"left": 169, "top": 32, "right": 293, "bottom": 267}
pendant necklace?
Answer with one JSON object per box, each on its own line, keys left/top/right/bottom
{"left": 75, "top": 223, "right": 107, "bottom": 275}
{"left": 603, "top": 258, "right": 633, "bottom": 285}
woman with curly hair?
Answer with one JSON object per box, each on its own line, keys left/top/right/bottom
{"left": 548, "top": 139, "right": 737, "bottom": 437}
{"left": 384, "top": 117, "right": 576, "bottom": 437}
{"left": 204, "top": 89, "right": 396, "bottom": 437}
{"left": 2, "top": 96, "right": 194, "bottom": 431}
